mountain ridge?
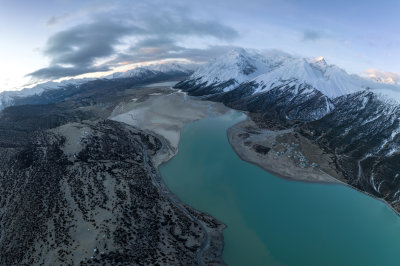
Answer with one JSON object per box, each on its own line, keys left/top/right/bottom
{"left": 0, "top": 61, "right": 196, "bottom": 111}
{"left": 178, "top": 47, "right": 400, "bottom": 102}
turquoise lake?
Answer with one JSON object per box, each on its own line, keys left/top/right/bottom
{"left": 160, "top": 110, "right": 400, "bottom": 266}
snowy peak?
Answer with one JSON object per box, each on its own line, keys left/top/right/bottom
{"left": 108, "top": 62, "right": 196, "bottom": 79}
{"left": 107, "top": 67, "right": 157, "bottom": 79}
{"left": 251, "top": 55, "right": 366, "bottom": 98}
{"left": 189, "top": 48, "right": 287, "bottom": 92}
{"left": 146, "top": 62, "right": 197, "bottom": 74}
{"left": 225, "top": 48, "right": 261, "bottom": 75}
{"left": 307, "top": 56, "right": 330, "bottom": 75}
{"left": 308, "top": 56, "right": 327, "bottom": 68}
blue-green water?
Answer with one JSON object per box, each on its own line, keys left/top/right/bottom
{"left": 160, "top": 111, "right": 400, "bottom": 266}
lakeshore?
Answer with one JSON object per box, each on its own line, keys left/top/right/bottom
{"left": 160, "top": 110, "right": 400, "bottom": 266}
{"left": 109, "top": 85, "right": 230, "bottom": 264}
{"left": 110, "top": 84, "right": 400, "bottom": 265}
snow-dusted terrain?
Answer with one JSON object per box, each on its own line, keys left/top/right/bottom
{"left": 105, "top": 62, "right": 196, "bottom": 79}
{"left": 179, "top": 47, "right": 400, "bottom": 101}
{"left": 0, "top": 78, "right": 94, "bottom": 110}
{"left": 0, "top": 62, "right": 196, "bottom": 111}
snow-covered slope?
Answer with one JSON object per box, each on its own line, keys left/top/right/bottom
{"left": 147, "top": 62, "right": 197, "bottom": 74}
{"left": 0, "top": 78, "right": 93, "bottom": 110}
{"left": 250, "top": 56, "right": 368, "bottom": 99}
{"left": 188, "top": 48, "right": 287, "bottom": 92}
{"left": 107, "top": 62, "right": 197, "bottom": 79}
{"left": 106, "top": 67, "right": 158, "bottom": 79}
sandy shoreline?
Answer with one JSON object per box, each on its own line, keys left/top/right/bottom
{"left": 110, "top": 88, "right": 229, "bottom": 152}
{"left": 227, "top": 116, "right": 340, "bottom": 184}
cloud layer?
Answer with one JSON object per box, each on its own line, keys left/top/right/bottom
{"left": 364, "top": 69, "right": 400, "bottom": 85}
{"left": 29, "top": 5, "right": 239, "bottom": 80}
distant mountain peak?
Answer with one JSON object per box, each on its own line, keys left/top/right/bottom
{"left": 226, "top": 47, "right": 248, "bottom": 57}
{"left": 311, "top": 56, "right": 326, "bottom": 63}
{"left": 189, "top": 48, "right": 282, "bottom": 92}
{"left": 308, "top": 56, "right": 328, "bottom": 69}
{"left": 106, "top": 61, "right": 196, "bottom": 79}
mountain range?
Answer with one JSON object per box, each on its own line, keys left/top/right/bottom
{"left": 0, "top": 62, "right": 196, "bottom": 111}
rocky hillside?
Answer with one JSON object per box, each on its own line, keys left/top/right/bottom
{"left": 299, "top": 91, "right": 400, "bottom": 208}
{"left": 0, "top": 77, "right": 223, "bottom": 265}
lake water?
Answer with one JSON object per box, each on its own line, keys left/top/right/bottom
{"left": 160, "top": 110, "right": 400, "bottom": 266}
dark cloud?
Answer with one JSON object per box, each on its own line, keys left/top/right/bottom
{"left": 302, "top": 29, "right": 324, "bottom": 41}
{"left": 112, "top": 37, "right": 235, "bottom": 64}
{"left": 29, "top": 4, "right": 239, "bottom": 80}
{"left": 29, "top": 19, "right": 137, "bottom": 79}
{"left": 28, "top": 65, "right": 109, "bottom": 80}
{"left": 44, "top": 20, "right": 139, "bottom": 67}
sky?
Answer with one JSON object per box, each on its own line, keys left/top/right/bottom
{"left": 0, "top": 0, "right": 399, "bottom": 91}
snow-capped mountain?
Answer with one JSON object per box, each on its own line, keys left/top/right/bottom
{"left": 187, "top": 48, "right": 285, "bottom": 93}
{"left": 249, "top": 56, "right": 368, "bottom": 99}
{"left": 107, "top": 62, "right": 197, "bottom": 79}
{"left": 0, "top": 62, "right": 196, "bottom": 111}
{"left": 0, "top": 78, "right": 93, "bottom": 110}
{"left": 177, "top": 47, "right": 394, "bottom": 99}
{"left": 176, "top": 48, "right": 400, "bottom": 120}
{"left": 106, "top": 67, "right": 158, "bottom": 79}
{"left": 147, "top": 62, "right": 198, "bottom": 74}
